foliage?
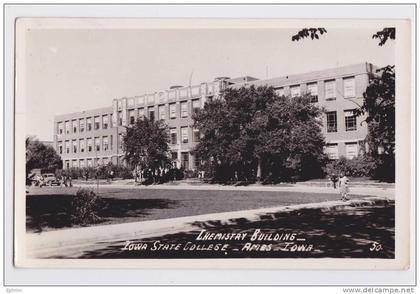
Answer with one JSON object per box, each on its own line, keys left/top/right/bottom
{"left": 292, "top": 27, "right": 395, "bottom": 46}
{"left": 122, "top": 117, "right": 171, "bottom": 181}
{"left": 372, "top": 28, "right": 396, "bottom": 46}
{"left": 26, "top": 137, "right": 62, "bottom": 175}
{"left": 324, "top": 156, "right": 376, "bottom": 178}
{"left": 291, "top": 28, "right": 327, "bottom": 41}
{"left": 68, "top": 189, "right": 106, "bottom": 225}
{"left": 354, "top": 66, "right": 395, "bottom": 182}
{"left": 59, "top": 164, "right": 134, "bottom": 180}
{"left": 193, "top": 86, "right": 327, "bottom": 183}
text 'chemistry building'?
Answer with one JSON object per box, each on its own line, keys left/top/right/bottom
{"left": 54, "top": 62, "right": 376, "bottom": 170}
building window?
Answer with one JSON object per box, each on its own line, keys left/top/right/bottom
{"left": 138, "top": 108, "right": 145, "bottom": 120}
{"left": 72, "top": 160, "right": 78, "bottom": 168}
{"left": 103, "top": 157, "right": 110, "bottom": 165}
{"left": 79, "top": 119, "right": 85, "bottom": 132}
{"left": 65, "top": 141, "right": 70, "bottom": 154}
{"left": 181, "top": 101, "right": 188, "bottom": 118}
{"left": 194, "top": 155, "right": 200, "bottom": 170}
{"left": 290, "top": 85, "right": 301, "bottom": 98}
{"left": 71, "top": 140, "right": 76, "bottom": 153}
{"left": 325, "top": 144, "right": 339, "bottom": 160}
{"left": 72, "top": 120, "right": 78, "bottom": 133}
{"left": 127, "top": 98, "right": 134, "bottom": 108}
{"left": 307, "top": 83, "right": 318, "bottom": 103}
{"left": 57, "top": 122, "right": 63, "bottom": 134}
{"left": 118, "top": 133, "right": 124, "bottom": 148}
{"left": 345, "top": 110, "right": 357, "bottom": 131}
{"left": 147, "top": 95, "right": 155, "bottom": 104}
{"left": 103, "top": 136, "right": 109, "bottom": 151}
{"left": 87, "top": 138, "right": 92, "bottom": 152}
{"left": 58, "top": 142, "right": 63, "bottom": 154}
{"left": 95, "top": 137, "right": 101, "bottom": 152}
{"left": 87, "top": 159, "right": 92, "bottom": 167}
{"left": 345, "top": 142, "right": 358, "bottom": 159}
{"left": 102, "top": 115, "right": 109, "bottom": 129}
{"left": 171, "top": 152, "right": 178, "bottom": 167}
{"left": 65, "top": 121, "right": 70, "bottom": 134}
{"left": 129, "top": 110, "right": 135, "bottom": 125}
{"left": 343, "top": 77, "right": 356, "bottom": 98}
{"left": 275, "top": 88, "right": 284, "bottom": 97}
{"left": 136, "top": 96, "right": 144, "bottom": 105}
{"left": 170, "top": 128, "right": 177, "bottom": 145}
{"left": 118, "top": 111, "right": 123, "bottom": 126}
{"left": 159, "top": 92, "right": 166, "bottom": 103}
{"left": 325, "top": 80, "right": 336, "bottom": 100}
{"left": 193, "top": 128, "right": 200, "bottom": 142}
{"left": 79, "top": 159, "right": 85, "bottom": 168}
{"left": 94, "top": 116, "right": 100, "bottom": 130}
{"left": 181, "top": 127, "right": 189, "bottom": 144}
{"left": 181, "top": 152, "right": 189, "bottom": 169}
{"left": 159, "top": 105, "right": 166, "bottom": 120}
{"left": 65, "top": 160, "right": 70, "bottom": 169}
{"left": 148, "top": 107, "right": 155, "bottom": 122}
{"left": 192, "top": 99, "right": 200, "bottom": 115}
{"left": 326, "top": 111, "right": 337, "bottom": 133}
{"left": 79, "top": 139, "right": 85, "bottom": 153}
{"left": 87, "top": 118, "right": 92, "bottom": 131}
{"left": 169, "top": 103, "right": 176, "bottom": 119}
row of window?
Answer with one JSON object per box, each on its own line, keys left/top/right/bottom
{"left": 275, "top": 76, "right": 356, "bottom": 102}
{"left": 57, "top": 135, "right": 114, "bottom": 155}
{"left": 123, "top": 99, "right": 201, "bottom": 125}
{"left": 325, "top": 142, "right": 359, "bottom": 160}
{"left": 170, "top": 127, "right": 200, "bottom": 145}
{"left": 57, "top": 100, "right": 202, "bottom": 134}
{"left": 58, "top": 126, "right": 200, "bottom": 155}
{"left": 63, "top": 152, "right": 197, "bottom": 170}
{"left": 119, "top": 85, "right": 212, "bottom": 109}
{"left": 64, "top": 157, "right": 116, "bottom": 169}
{"left": 57, "top": 115, "right": 111, "bottom": 135}
{"left": 325, "top": 110, "right": 357, "bottom": 133}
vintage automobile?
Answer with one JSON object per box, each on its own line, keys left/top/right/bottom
{"left": 40, "top": 173, "right": 61, "bottom": 186}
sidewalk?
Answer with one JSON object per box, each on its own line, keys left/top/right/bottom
{"left": 73, "top": 181, "right": 395, "bottom": 200}
{"left": 26, "top": 196, "right": 392, "bottom": 258}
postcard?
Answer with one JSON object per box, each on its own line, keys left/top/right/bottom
{"left": 12, "top": 16, "right": 412, "bottom": 271}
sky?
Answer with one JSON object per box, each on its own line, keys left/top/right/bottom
{"left": 25, "top": 27, "right": 395, "bottom": 141}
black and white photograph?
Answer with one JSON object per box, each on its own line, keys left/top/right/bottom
{"left": 10, "top": 12, "right": 412, "bottom": 274}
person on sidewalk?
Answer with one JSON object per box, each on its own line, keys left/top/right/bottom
{"left": 330, "top": 173, "right": 339, "bottom": 189}
{"left": 339, "top": 172, "right": 350, "bottom": 201}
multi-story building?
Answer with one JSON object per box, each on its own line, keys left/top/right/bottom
{"left": 54, "top": 62, "right": 376, "bottom": 170}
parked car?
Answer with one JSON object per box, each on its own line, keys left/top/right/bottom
{"left": 41, "top": 173, "right": 60, "bottom": 186}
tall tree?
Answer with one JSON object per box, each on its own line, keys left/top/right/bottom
{"left": 354, "top": 65, "right": 395, "bottom": 181}
{"left": 26, "top": 137, "right": 62, "bottom": 175}
{"left": 193, "top": 86, "right": 326, "bottom": 182}
{"left": 122, "top": 117, "right": 171, "bottom": 181}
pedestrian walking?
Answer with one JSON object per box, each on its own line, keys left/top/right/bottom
{"left": 330, "top": 173, "right": 339, "bottom": 189}
{"left": 339, "top": 172, "right": 350, "bottom": 201}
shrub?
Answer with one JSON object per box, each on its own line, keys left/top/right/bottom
{"left": 68, "top": 189, "right": 106, "bottom": 225}
{"left": 324, "top": 156, "right": 376, "bottom": 178}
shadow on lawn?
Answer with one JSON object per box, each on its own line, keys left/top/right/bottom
{"left": 75, "top": 203, "right": 395, "bottom": 259}
{"left": 26, "top": 194, "right": 179, "bottom": 232}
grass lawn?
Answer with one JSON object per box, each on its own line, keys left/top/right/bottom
{"left": 26, "top": 186, "right": 366, "bottom": 232}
